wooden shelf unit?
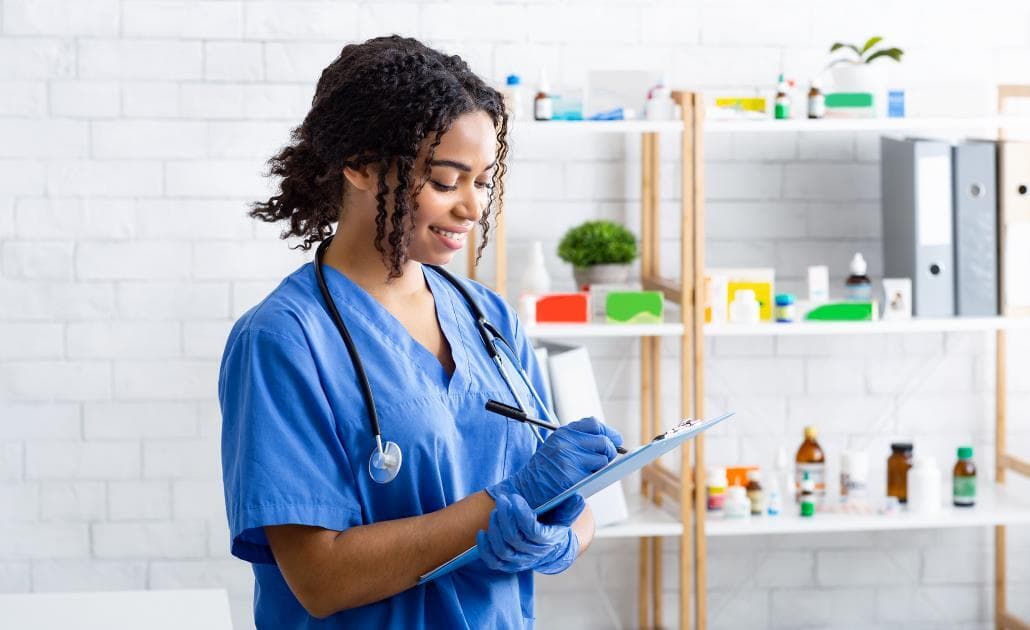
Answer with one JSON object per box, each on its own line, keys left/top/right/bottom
{"left": 468, "top": 86, "right": 1030, "bottom": 630}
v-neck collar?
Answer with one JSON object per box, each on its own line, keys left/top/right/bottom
{"left": 316, "top": 262, "right": 470, "bottom": 397}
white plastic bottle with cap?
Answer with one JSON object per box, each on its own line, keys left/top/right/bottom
{"left": 906, "top": 456, "right": 942, "bottom": 514}
{"left": 502, "top": 74, "right": 524, "bottom": 120}
{"left": 645, "top": 74, "right": 675, "bottom": 121}
{"left": 518, "top": 241, "right": 551, "bottom": 324}
{"left": 729, "top": 289, "right": 760, "bottom": 324}
{"left": 845, "top": 253, "right": 872, "bottom": 302}
{"left": 533, "top": 69, "right": 553, "bottom": 121}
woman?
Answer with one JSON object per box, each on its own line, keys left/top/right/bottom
{"left": 218, "top": 35, "right": 622, "bottom": 628}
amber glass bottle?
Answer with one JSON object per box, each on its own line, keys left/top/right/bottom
{"left": 887, "top": 442, "right": 914, "bottom": 503}
{"left": 795, "top": 426, "right": 825, "bottom": 500}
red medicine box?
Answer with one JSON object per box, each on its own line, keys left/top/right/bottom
{"left": 534, "top": 293, "right": 590, "bottom": 323}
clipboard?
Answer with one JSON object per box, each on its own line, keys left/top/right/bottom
{"left": 418, "top": 411, "right": 735, "bottom": 584}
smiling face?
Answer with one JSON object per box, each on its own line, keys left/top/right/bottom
{"left": 406, "top": 110, "right": 498, "bottom": 266}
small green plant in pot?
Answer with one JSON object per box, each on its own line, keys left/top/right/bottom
{"left": 826, "top": 36, "right": 904, "bottom": 117}
{"left": 557, "top": 220, "right": 638, "bottom": 288}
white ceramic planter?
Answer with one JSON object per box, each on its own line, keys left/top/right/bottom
{"left": 573, "top": 263, "right": 631, "bottom": 289}
{"left": 828, "top": 62, "right": 890, "bottom": 117}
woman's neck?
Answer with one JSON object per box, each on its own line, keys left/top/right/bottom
{"left": 323, "top": 227, "right": 428, "bottom": 303}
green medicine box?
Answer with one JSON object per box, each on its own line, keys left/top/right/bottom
{"left": 605, "top": 291, "right": 664, "bottom": 324}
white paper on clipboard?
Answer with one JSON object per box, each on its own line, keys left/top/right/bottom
{"left": 418, "top": 411, "right": 735, "bottom": 584}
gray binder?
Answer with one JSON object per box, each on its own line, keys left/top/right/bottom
{"left": 952, "top": 140, "right": 998, "bottom": 316}
{"left": 881, "top": 137, "right": 955, "bottom": 317}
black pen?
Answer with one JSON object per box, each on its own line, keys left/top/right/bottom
{"left": 485, "top": 399, "right": 628, "bottom": 454}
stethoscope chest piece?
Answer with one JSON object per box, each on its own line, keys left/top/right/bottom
{"left": 368, "top": 438, "right": 403, "bottom": 484}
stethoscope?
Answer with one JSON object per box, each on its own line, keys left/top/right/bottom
{"left": 313, "top": 235, "right": 560, "bottom": 484}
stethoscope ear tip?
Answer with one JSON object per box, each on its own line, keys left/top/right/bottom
{"left": 368, "top": 441, "right": 403, "bottom": 484}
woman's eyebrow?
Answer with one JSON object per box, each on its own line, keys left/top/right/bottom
{"left": 429, "top": 159, "right": 497, "bottom": 173}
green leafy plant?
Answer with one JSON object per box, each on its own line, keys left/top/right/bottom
{"left": 557, "top": 220, "right": 638, "bottom": 268}
{"left": 828, "top": 36, "right": 903, "bottom": 66}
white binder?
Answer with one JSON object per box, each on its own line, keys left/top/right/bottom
{"left": 999, "top": 141, "right": 1030, "bottom": 316}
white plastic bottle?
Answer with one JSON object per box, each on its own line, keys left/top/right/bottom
{"left": 724, "top": 486, "right": 751, "bottom": 519}
{"left": 519, "top": 241, "right": 551, "bottom": 295}
{"left": 502, "top": 74, "right": 524, "bottom": 121}
{"left": 729, "top": 289, "right": 760, "bottom": 324}
{"left": 907, "top": 456, "right": 942, "bottom": 514}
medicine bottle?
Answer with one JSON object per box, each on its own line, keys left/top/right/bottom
{"left": 724, "top": 486, "right": 750, "bottom": 519}
{"left": 795, "top": 426, "right": 825, "bottom": 501}
{"left": 533, "top": 69, "right": 553, "bottom": 121}
{"left": 953, "top": 446, "right": 976, "bottom": 507}
{"left": 799, "top": 472, "right": 815, "bottom": 517}
{"left": 887, "top": 442, "right": 913, "bottom": 503}
{"left": 774, "top": 73, "right": 791, "bottom": 120}
{"left": 746, "top": 470, "right": 764, "bottom": 516}
{"left": 807, "top": 79, "right": 826, "bottom": 119}
{"left": 706, "top": 467, "right": 728, "bottom": 513}
{"left": 845, "top": 253, "right": 872, "bottom": 302}
{"left": 774, "top": 293, "right": 796, "bottom": 323}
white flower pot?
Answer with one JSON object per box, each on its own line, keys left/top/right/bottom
{"left": 829, "top": 62, "right": 890, "bottom": 118}
{"left": 573, "top": 263, "right": 631, "bottom": 290}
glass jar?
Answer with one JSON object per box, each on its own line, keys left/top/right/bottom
{"left": 887, "top": 442, "right": 914, "bottom": 503}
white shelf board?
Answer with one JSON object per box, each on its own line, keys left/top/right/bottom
{"left": 705, "top": 115, "right": 1030, "bottom": 134}
{"left": 526, "top": 321, "right": 685, "bottom": 339}
{"left": 705, "top": 316, "right": 1030, "bottom": 337}
{"left": 706, "top": 484, "right": 1030, "bottom": 537}
{"left": 512, "top": 116, "right": 1030, "bottom": 135}
{"left": 512, "top": 119, "right": 684, "bottom": 133}
{"left": 595, "top": 494, "right": 683, "bottom": 538}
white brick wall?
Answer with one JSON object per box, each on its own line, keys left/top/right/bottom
{"left": 1, "top": 1, "right": 1029, "bottom": 629}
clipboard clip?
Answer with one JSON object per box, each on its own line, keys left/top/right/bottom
{"left": 651, "top": 417, "right": 701, "bottom": 442}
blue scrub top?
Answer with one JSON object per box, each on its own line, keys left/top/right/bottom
{"left": 218, "top": 261, "right": 550, "bottom": 629}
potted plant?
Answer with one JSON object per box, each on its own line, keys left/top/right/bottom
{"left": 557, "top": 220, "right": 638, "bottom": 288}
{"left": 826, "top": 36, "right": 904, "bottom": 117}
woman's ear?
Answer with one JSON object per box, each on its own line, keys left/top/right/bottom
{"left": 342, "top": 163, "right": 376, "bottom": 192}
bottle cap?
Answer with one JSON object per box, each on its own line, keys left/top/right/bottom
{"left": 850, "top": 252, "right": 868, "bottom": 275}
{"left": 803, "top": 425, "right": 817, "bottom": 439}
{"left": 732, "top": 288, "right": 757, "bottom": 303}
{"left": 506, "top": 74, "right": 521, "bottom": 86}
{"left": 775, "top": 293, "right": 796, "bottom": 306}
{"left": 707, "top": 466, "right": 727, "bottom": 483}
{"left": 727, "top": 485, "right": 747, "bottom": 499}
{"left": 746, "top": 469, "right": 761, "bottom": 481}
{"left": 890, "top": 442, "right": 913, "bottom": 454}
{"left": 538, "top": 69, "right": 550, "bottom": 93}
{"left": 958, "top": 446, "right": 974, "bottom": 459}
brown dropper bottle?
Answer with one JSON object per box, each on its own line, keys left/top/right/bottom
{"left": 887, "top": 442, "right": 914, "bottom": 503}
{"left": 795, "top": 426, "right": 825, "bottom": 500}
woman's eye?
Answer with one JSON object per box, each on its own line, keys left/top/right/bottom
{"left": 430, "top": 180, "right": 457, "bottom": 192}
{"left": 475, "top": 180, "right": 494, "bottom": 190}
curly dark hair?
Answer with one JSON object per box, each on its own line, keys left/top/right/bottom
{"left": 250, "top": 35, "right": 509, "bottom": 279}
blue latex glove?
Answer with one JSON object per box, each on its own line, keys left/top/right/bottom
{"left": 487, "top": 417, "right": 623, "bottom": 510}
{"left": 477, "top": 493, "right": 579, "bottom": 575}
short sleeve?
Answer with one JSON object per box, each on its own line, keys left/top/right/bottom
{"left": 219, "top": 327, "right": 363, "bottom": 564}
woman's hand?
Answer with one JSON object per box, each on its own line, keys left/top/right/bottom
{"left": 487, "top": 417, "right": 622, "bottom": 509}
{"left": 476, "top": 493, "right": 580, "bottom": 575}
